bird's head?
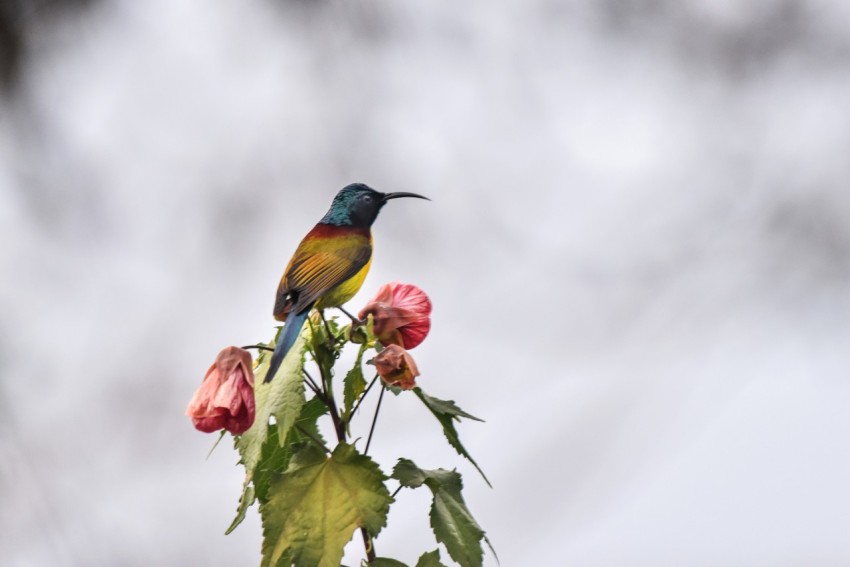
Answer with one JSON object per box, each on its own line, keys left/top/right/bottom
{"left": 321, "top": 183, "right": 429, "bottom": 227}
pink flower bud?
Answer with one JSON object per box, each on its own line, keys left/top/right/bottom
{"left": 374, "top": 344, "right": 420, "bottom": 390}
{"left": 358, "top": 282, "right": 432, "bottom": 349}
{"left": 186, "top": 346, "right": 256, "bottom": 435}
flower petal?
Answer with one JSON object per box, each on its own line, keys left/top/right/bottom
{"left": 359, "top": 282, "right": 432, "bottom": 349}
{"left": 187, "top": 347, "right": 257, "bottom": 434}
{"left": 374, "top": 344, "right": 420, "bottom": 390}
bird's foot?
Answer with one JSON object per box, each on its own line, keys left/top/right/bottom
{"left": 337, "top": 306, "right": 362, "bottom": 325}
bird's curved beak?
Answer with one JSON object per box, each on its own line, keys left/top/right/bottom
{"left": 382, "top": 192, "right": 430, "bottom": 202}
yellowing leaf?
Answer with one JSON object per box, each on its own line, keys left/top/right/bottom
{"left": 236, "top": 331, "right": 309, "bottom": 483}
{"left": 261, "top": 443, "right": 392, "bottom": 567}
{"left": 228, "top": 332, "right": 310, "bottom": 535}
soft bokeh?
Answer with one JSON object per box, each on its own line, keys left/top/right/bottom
{"left": 2, "top": 1, "right": 850, "bottom": 565}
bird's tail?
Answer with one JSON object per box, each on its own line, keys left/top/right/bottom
{"left": 264, "top": 308, "right": 310, "bottom": 383}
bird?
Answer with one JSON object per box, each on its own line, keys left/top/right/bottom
{"left": 264, "top": 183, "right": 429, "bottom": 383}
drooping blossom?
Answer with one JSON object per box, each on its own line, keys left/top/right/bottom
{"left": 374, "top": 344, "right": 420, "bottom": 390}
{"left": 358, "top": 282, "right": 431, "bottom": 349}
{"left": 187, "top": 346, "right": 256, "bottom": 435}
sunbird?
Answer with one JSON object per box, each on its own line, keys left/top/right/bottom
{"left": 264, "top": 183, "right": 429, "bottom": 383}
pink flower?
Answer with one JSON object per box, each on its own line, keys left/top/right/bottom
{"left": 186, "top": 347, "right": 256, "bottom": 435}
{"left": 358, "top": 282, "right": 432, "bottom": 349}
{"left": 374, "top": 344, "right": 420, "bottom": 390}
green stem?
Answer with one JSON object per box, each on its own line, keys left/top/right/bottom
{"left": 347, "top": 374, "right": 379, "bottom": 424}
{"left": 319, "top": 309, "right": 342, "bottom": 349}
{"left": 364, "top": 385, "right": 386, "bottom": 456}
{"left": 303, "top": 377, "right": 321, "bottom": 397}
{"left": 314, "top": 310, "right": 377, "bottom": 562}
{"left": 315, "top": 358, "right": 346, "bottom": 443}
{"left": 302, "top": 369, "right": 322, "bottom": 397}
{"left": 206, "top": 430, "right": 227, "bottom": 460}
{"left": 295, "top": 425, "right": 329, "bottom": 453}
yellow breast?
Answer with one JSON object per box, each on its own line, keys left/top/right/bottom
{"left": 316, "top": 255, "right": 373, "bottom": 309}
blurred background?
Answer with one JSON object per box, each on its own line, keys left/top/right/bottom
{"left": 2, "top": 0, "right": 850, "bottom": 565}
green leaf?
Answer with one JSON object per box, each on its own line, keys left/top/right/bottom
{"left": 225, "top": 483, "right": 255, "bottom": 535}
{"left": 369, "top": 559, "right": 409, "bottom": 567}
{"left": 227, "top": 331, "right": 310, "bottom": 534}
{"left": 392, "top": 459, "right": 489, "bottom": 567}
{"left": 346, "top": 320, "right": 371, "bottom": 346}
{"left": 264, "top": 399, "right": 329, "bottom": 497}
{"left": 253, "top": 422, "right": 286, "bottom": 500}
{"left": 392, "top": 458, "right": 430, "bottom": 488}
{"left": 342, "top": 343, "right": 368, "bottom": 422}
{"left": 416, "top": 550, "right": 448, "bottom": 567}
{"left": 307, "top": 315, "right": 342, "bottom": 373}
{"left": 228, "top": 395, "right": 332, "bottom": 533}
{"left": 236, "top": 331, "right": 309, "bottom": 483}
{"left": 430, "top": 482, "right": 484, "bottom": 567}
{"left": 229, "top": 421, "right": 286, "bottom": 532}
{"left": 261, "top": 443, "right": 393, "bottom": 567}
{"left": 288, "top": 396, "right": 329, "bottom": 451}
{"left": 412, "top": 388, "right": 491, "bottom": 487}
{"left": 414, "top": 390, "right": 483, "bottom": 423}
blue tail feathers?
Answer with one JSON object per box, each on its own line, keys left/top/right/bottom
{"left": 264, "top": 308, "right": 310, "bottom": 383}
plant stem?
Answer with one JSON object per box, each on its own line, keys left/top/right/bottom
{"left": 337, "top": 305, "right": 360, "bottom": 323}
{"left": 302, "top": 369, "right": 322, "bottom": 397}
{"left": 315, "top": 310, "right": 377, "bottom": 561}
{"left": 364, "top": 385, "right": 386, "bottom": 456}
{"left": 303, "top": 377, "right": 321, "bottom": 397}
{"left": 294, "top": 425, "right": 329, "bottom": 453}
{"left": 319, "top": 309, "right": 338, "bottom": 349}
{"left": 347, "top": 374, "right": 379, "bottom": 423}
{"left": 240, "top": 344, "right": 274, "bottom": 352}
{"left": 206, "top": 430, "right": 227, "bottom": 460}
{"left": 360, "top": 528, "right": 376, "bottom": 562}
{"left": 316, "top": 359, "right": 346, "bottom": 442}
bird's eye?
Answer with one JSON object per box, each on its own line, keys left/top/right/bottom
{"left": 362, "top": 194, "right": 373, "bottom": 203}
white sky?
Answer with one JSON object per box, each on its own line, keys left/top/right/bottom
{"left": 2, "top": 0, "right": 850, "bottom": 565}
